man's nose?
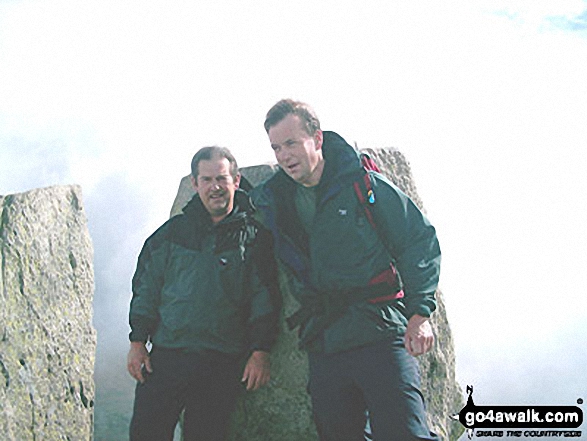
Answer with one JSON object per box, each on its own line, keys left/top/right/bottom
{"left": 276, "top": 149, "right": 289, "bottom": 163}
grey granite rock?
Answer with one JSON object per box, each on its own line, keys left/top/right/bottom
{"left": 172, "top": 149, "right": 463, "bottom": 440}
{"left": 0, "top": 185, "right": 96, "bottom": 441}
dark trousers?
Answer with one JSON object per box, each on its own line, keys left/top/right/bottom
{"left": 129, "top": 347, "right": 244, "bottom": 441}
{"left": 308, "top": 337, "right": 439, "bottom": 441}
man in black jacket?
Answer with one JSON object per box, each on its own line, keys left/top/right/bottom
{"left": 127, "top": 146, "right": 279, "bottom": 441}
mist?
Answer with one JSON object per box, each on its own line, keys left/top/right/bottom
{"left": 2, "top": 2, "right": 587, "bottom": 440}
{"left": 84, "top": 173, "right": 152, "bottom": 438}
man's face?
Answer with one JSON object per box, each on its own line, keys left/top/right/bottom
{"left": 192, "top": 156, "right": 240, "bottom": 222}
{"left": 268, "top": 114, "right": 323, "bottom": 187}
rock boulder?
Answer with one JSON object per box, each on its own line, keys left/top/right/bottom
{"left": 171, "top": 148, "right": 463, "bottom": 440}
{"left": 0, "top": 185, "right": 96, "bottom": 440}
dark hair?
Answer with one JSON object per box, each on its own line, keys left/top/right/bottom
{"left": 264, "top": 99, "right": 321, "bottom": 135}
{"left": 190, "top": 146, "right": 239, "bottom": 180}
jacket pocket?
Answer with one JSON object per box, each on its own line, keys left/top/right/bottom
{"left": 217, "top": 248, "right": 248, "bottom": 305}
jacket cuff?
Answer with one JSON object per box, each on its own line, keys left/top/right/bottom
{"left": 128, "top": 327, "right": 149, "bottom": 343}
{"left": 403, "top": 291, "right": 437, "bottom": 319}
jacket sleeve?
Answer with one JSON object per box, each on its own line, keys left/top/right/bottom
{"left": 371, "top": 173, "right": 441, "bottom": 319}
{"left": 246, "top": 225, "right": 281, "bottom": 352}
{"left": 128, "top": 226, "right": 168, "bottom": 343}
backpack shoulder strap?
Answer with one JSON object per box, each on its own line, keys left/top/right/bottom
{"left": 353, "top": 152, "right": 379, "bottom": 229}
{"left": 352, "top": 152, "right": 404, "bottom": 299}
{"left": 352, "top": 171, "right": 377, "bottom": 229}
{"left": 359, "top": 151, "right": 381, "bottom": 173}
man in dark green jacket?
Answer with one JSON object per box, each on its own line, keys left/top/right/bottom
{"left": 252, "top": 99, "right": 440, "bottom": 440}
{"left": 127, "top": 146, "right": 279, "bottom": 441}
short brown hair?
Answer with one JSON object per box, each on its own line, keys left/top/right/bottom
{"left": 264, "top": 99, "right": 321, "bottom": 135}
{"left": 190, "top": 146, "right": 239, "bottom": 180}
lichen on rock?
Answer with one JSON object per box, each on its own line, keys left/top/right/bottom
{"left": 0, "top": 185, "right": 96, "bottom": 441}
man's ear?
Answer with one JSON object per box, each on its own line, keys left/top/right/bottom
{"left": 234, "top": 173, "right": 241, "bottom": 189}
{"left": 190, "top": 175, "right": 197, "bottom": 190}
{"left": 314, "top": 129, "right": 324, "bottom": 151}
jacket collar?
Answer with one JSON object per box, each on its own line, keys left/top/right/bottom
{"left": 182, "top": 189, "right": 253, "bottom": 228}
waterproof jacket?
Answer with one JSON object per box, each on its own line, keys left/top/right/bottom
{"left": 129, "top": 190, "right": 279, "bottom": 355}
{"left": 251, "top": 131, "right": 441, "bottom": 354}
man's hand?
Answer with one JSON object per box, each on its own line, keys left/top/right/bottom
{"left": 404, "top": 314, "right": 434, "bottom": 357}
{"left": 241, "top": 351, "right": 270, "bottom": 391}
{"left": 127, "top": 341, "right": 152, "bottom": 383}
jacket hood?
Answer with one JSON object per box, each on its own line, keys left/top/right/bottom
{"left": 319, "top": 131, "right": 363, "bottom": 188}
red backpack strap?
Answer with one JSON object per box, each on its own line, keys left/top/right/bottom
{"left": 353, "top": 174, "right": 376, "bottom": 230}
{"left": 354, "top": 153, "right": 404, "bottom": 300}
{"left": 360, "top": 152, "right": 381, "bottom": 173}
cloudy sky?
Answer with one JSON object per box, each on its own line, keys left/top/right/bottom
{"left": 1, "top": 0, "right": 586, "bottom": 438}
